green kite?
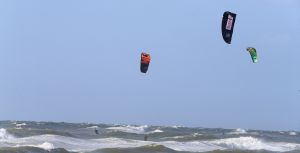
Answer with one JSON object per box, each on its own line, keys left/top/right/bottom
{"left": 246, "top": 47, "right": 258, "bottom": 63}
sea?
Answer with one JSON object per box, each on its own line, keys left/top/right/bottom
{"left": 0, "top": 121, "right": 299, "bottom": 153}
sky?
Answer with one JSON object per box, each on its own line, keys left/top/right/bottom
{"left": 0, "top": 0, "right": 299, "bottom": 131}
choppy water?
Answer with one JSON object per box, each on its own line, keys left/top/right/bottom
{"left": 0, "top": 121, "right": 299, "bottom": 153}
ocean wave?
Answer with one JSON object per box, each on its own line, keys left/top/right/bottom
{"left": 289, "top": 132, "right": 297, "bottom": 136}
{"left": 86, "top": 126, "right": 99, "bottom": 129}
{"left": 211, "top": 136, "right": 300, "bottom": 152}
{"left": 227, "top": 128, "right": 247, "bottom": 135}
{"left": 162, "top": 140, "right": 224, "bottom": 152}
{"left": 148, "top": 129, "right": 164, "bottom": 134}
{"left": 0, "top": 133, "right": 221, "bottom": 152}
{"left": 97, "top": 144, "right": 178, "bottom": 153}
{"left": 16, "top": 142, "right": 55, "bottom": 151}
{"left": 160, "top": 135, "right": 187, "bottom": 140}
{"left": 0, "top": 146, "right": 71, "bottom": 153}
{"left": 106, "top": 125, "right": 162, "bottom": 134}
{"left": 36, "top": 142, "right": 55, "bottom": 150}
{"left": 16, "top": 123, "right": 27, "bottom": 127}
{"left": 0, "top": 128, "right": 14, "bottom": 140}
{"left": 160, "top": 133, "right": 203, "bottom": 140}
{"left": 1, "top": 129, "right": 300, "bottom": 153}
{"left": 106, "top": 125, "right": 148, "bottom": 134}
{"left": 2, "top": 135, "right": 150, "bottom": 152}
{"left": 171, "top": 125, "right": 184, "bottom": 129}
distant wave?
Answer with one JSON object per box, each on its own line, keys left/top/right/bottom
{"left": 106, "top": 125, "right": 163, "bottom": 134}
{"left": 10, "top": 122, "right": 27, "bottom": 129}
{"left": 160, "top": 133, "right": 203, "bottom": 140}
{"left": 227, "top": 128, "right": 247, "bottom": 135}
{"left": 148, "top": 129, "right": 163, "bottom": 134}
{"left": 85, "top": 126, "right": 99, "bottom": 129}
{"left": 16, "top": 123, "right": 27, "bottom": 127}
{"left": 289, "top": 132, "right": 297, "bottom": 136}
{"left": 106, "top": 125, "right": 148, "bottom": 134}
{"left": 171, "top": 125, "right": 184, "bottom": 129}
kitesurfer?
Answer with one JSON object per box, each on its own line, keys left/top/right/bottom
{"left": 94, "top": 128, "right": 99, "bottom": 134}
{"left": 144, "top": 135, "right": 148, "bottom": 141}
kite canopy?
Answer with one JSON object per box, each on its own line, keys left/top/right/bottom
{"left": 140, "top": 52, "right": 151, "bottom": 73}
{"left": 247, "top": 47, "right": 258, "bottom": 63}
{"left": 222, "top": 11, "right": 237, "bottom": 44}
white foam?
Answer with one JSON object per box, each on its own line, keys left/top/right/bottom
{"left": 161, "top": 133, "right": 202, "bottom": 140}
{"left": 148, "top": 129, "right": 163, "bottom": 134}
{"left": 211, "top": 136, "right": 300, "bottom": 152}
{"left": 161, "top": 136, "right": 187, "bottom": 140}
{"left": 1, "top": 134, "right": 300, "bottom": 152}
{"left": 162, "top": 141, "right": 224, "bottom": 152}
{"left": 20, "top": 142, "right": 55, "bottom": 150}
{"left": 171, "top": 125, "right": 184, "bottom": 129}
{"left": 106, "top": 125, "right": 148, "bottom": 134}
{"left": 106, "top": 125, "right": 164, "bottom": 134}
{"left": 14, "top": 139, "right": 58, "bottom": 151}
{"left": 16, "top": 123, "right": 26, "bottom": 127}
{"left": 86, "top": 126, "right": 99, "bottom": 129}
{"left": 192, "top": 133, "right": 202, "bottom": 137}
{"left": 37, "top": 142, "right": 55, "bottom": 150}
{"left": 0, "top": 134, "right": 221, "bottom": 152}
{"left": 0, "top": 128, "right": 14, "bottom": 140}
{"left": 227, "top": 128, "right": 247, "bottom": 135}
{"left": 2, "top": 135, "right": 150, "bottom": 152}
{"left": 289, "top": 132, "right": 297, "bottom": 136}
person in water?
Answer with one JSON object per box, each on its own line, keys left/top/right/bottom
{"left": 144, "top": 135, "right": 148, "bottom": 141}
{"left": 94, "top": 128, "right": 99, "bottom": 134}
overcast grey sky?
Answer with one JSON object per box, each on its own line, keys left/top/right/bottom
{"left": 0, "top": 0, "right": 299, "bottom": 131}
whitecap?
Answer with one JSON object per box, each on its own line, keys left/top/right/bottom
{"left": 211, "top": 136, "right": 300, "bottom": 152}
{"left": 106, "top": 125, "right": 148, "bottom": 134}
{"left": 227, "top": 128, "right": 247, "bottom": 135}
{"left": 16, "top": 123, "right": 27, "bottom": 127}
{"left": 289, "top": 132, "right": 297, "bottom": 136}
{"left": 160, "top": 136, "right": 186, "bottom": 140}
{"left": 160, "top": 133, "right": 202, "bottom": 140}
{"left": 192, "top": 133, "right": 202, "bottom": 137}
{"left": 171, "top": 125, "right": 184, "bottom": 129}
{"left": 86, "top": 126, "right": 99, "bottom": 129}
{"left": 35, "top": 142, "right": 55, "bottom": 150}
{"left": 148, "top": 129, "right": 163, "bottom": 134}
{"left": 0, "top": 128, "right": 14, "bottom": 140}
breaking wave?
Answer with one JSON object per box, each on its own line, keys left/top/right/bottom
{"left": 0, "top": 128, "right": 14, "bottom": 140}
{"left": 106, "top": 125, "right": 148, "bottom": 134}
{"left": 160, "top": 133, "right": 203, "bottom": 140}
{"left": 106, "top": 125, "right": 163, "bottom": 134}
{"left": 289, "top": 132, "right": 297, "bottom": 136}
{"left": 211, "top": 136, "right": 300, "bottom": 152}
{"left": 85, "top": 126, "right": 99, "bottom": 129}
{"left": 227, "top": 128, "right": 247, "bottom": 135}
